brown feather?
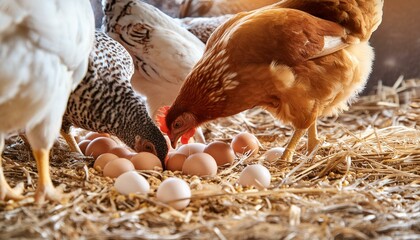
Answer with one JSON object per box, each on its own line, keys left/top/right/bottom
{"left": 166, "top": 0, "right": 383, "bottom": 154}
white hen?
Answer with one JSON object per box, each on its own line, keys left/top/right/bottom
{"left": 0, "top": 0, "right": 94, "bottom": 203}
{"left": 102, "top": 0, "right": 206, "bottom": 143}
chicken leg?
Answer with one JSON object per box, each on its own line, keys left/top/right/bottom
{"left": 0, "top": 159, "right": 24, "bottom": 201}
{"left": 0, "top": 137, "right": 24, "bottom": 201}
{"left": 281, "top": 129, "right": 306, "bottom": 162}
{"left": 33, "top": 148, "right": 62, "bottom": 203}
{"left": 60, "top": 130, "right": 83, "bottom": 154}
{"left": 307, "top": 122, "right": 321, "bottom": 154}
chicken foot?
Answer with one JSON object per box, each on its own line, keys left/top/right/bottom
{"left": 33, "top": 149, "right": 63, "bottom": 204}
{"left": 0, "top": 158, "right": 24, "bottom": 201}
{"left": 281, "top": 129, "right": 306, "bottom": 162}
{"left": 0, "top": 136, "right": 24, "bottom": 201}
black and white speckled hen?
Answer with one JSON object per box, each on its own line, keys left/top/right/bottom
{"left": 102, "top": 0, "right": 207, "bottom": 144}
{"left": 62, "top": 31, "right": 168, "bottom": 166}
{"left": 0, "top": 0, "right": 94, "bottom": 203}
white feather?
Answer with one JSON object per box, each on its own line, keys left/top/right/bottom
{"left": 103, "top": 0, "right": 205, "bottom": 117}
{"left": 0, "top": 0, "right": 94, "bottom": 149}
{"left": 310, "top": 36, "right": 349, "bottom": 59}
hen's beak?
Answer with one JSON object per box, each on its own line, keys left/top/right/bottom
{"left": 169, "top": 133, "right": 181, "bottom": 149}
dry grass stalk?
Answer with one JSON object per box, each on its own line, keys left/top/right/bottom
{"left": 0, "top": 78, "right": 419, "bottom": 239}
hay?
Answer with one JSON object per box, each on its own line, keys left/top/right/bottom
{"left": 0, "top": 78, "right": 419, "bottom": 239}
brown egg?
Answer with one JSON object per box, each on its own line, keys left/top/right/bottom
{"left": 103, "top": 158, "right": 135, "bottom": 178}
{"left": 231, "top": 132, "right": 260, "bottom": 156}
{"left": 85, "top": 137, "right": 117, "bottom": 159}
{"left": 77, "top": 140, "right": 91, "bottom": 155}
{"left": 167, "top": 153, "right": 187, "bottom": 171}
{"left": 85, "top": 132, "right": 111, "bottom": 141}
{"left": 130, "top": 152, "right": 162, "bottom": 170}
{"left": 126, "top": 152, "right": 137, "bottom": 160}
{"left": 204, "top": 141, "right": 235, "bottom": 166}
{"left": 108, "top": 146, "right": 133, "bottom": 159}
{"left": 182, "top": 153, "right": 218, "bottom": 176}
{"left": 177, "top": 143, "right": 206, "bottom": 156}
{"left": 94, "top": 153, "right": 119, "bottom": 170}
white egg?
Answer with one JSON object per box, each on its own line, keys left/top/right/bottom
{"left": 238, "top": 164, "right": 271, "bottom": 189}
{"left": 114, "top": 171, "right": 150, "bottom": 195}
{"left": 264, "top": 147, "right": 286, "bottom": 162}
{"left": 177, "top": 143, "right": 206, "bottom": 156}
{"left": 156, "top": 177, "right": 191, "bottom": 210}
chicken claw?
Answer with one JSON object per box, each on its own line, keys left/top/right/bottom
{"left": 0, "top": 173, "right": 24, "bottom": 201}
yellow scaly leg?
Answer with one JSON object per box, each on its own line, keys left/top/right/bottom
{"left": 281, "top": 129, "right": 306, "bottom": 162}
{"left": 60, "top": 130, "right": 82, "bottom": 154}
{"left": 33, "top": 149, "right": 62, "bottom": 204}
{"left": 307, "top": 122, "right": 321, "bottom": 155}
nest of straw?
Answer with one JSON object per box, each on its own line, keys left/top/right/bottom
{"left": 0, "top": 78, "right": 419, "bottom": 239}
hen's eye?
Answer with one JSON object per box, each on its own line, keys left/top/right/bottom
{"left": 173, "top": 122, "right": 182, "bottom": 129}
{"left": 144, "top": 143, "right": 154, "bottom": 152}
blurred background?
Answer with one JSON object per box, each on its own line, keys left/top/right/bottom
{"left": 368, "top": 0, "right": 420, "bottom": 93}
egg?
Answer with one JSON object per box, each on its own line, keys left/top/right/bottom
{"left": 264, "top": 147, "right": 286, "bottom": 162}
{"left": 166, "top": 153, "right": 187, "bottom": 171}
{"left": 156, "top": 177, "right": 191, "bottom": 210}
{"left": 238, "top": 164, "right": 271, "bottom": 189}
{"left": 231, "top": 132, "right": 260, "bottom": 156}
{"left": 85, "top": 137, "right": 117, "bottom": 159}
{"left": 108, "top": 146, "right": 133, "bottom": 159}
{"left": 182, "top": 153, "right": 217, "bottom": 176}
{"left": 94, "top": 153, "right": 119, "bottom": 170}
{"left": 204, "top": 141, "right": 235, "bottom": 166}
{"left": 130, "top": 152, "right": 162, "bottom": 170}
{"left": 77, "top": 139, "right": 91, "bottom": 155}
{"left": 114, "top": 171, "right": 150, "bottom": 195}
{"left": 103, "top": 158, "right": 135, "bottom": 178}
{"left": 177, "top": 143, "right": 206, "bottom": 156}
{"left": 85, "top": 132, "right": 111, "bottom": 141}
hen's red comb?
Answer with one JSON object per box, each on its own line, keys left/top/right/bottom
{"left": 156, "top": 106, "right": 170, "bottom": 134}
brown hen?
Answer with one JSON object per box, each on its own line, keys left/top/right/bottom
{"left": 160, "top": 0, "right": 384, "bottom": 161}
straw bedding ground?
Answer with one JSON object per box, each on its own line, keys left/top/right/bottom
{"left": 0, "top": 78, "right": 419, "bottom": 239}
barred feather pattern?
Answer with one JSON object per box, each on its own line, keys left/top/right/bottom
{"left": 176, "top": 15, "right": 232, "bottom": 43}
{"left": 63, "top": 31, "right": 167, "bottom": 161}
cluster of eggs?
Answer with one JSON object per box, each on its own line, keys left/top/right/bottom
{"left": 166, "top": 132, "right": 280, "bottom": 191}
{"left": 78, "top": 132, "right": 190, "bottom": 209}
{"left": 77, "top": 132, "right": 162, "bottom": 177}
{"left": 166, "top": 132, "right": 260, "bottom": 175}
{"left": 77, "top": 131, "right": 284, "bottom": 210}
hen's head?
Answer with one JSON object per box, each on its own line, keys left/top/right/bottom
{"left": 133, "top": 126, "right": 169, "bottom": 169}
{"left": 157, "top": 106, "right": 197, "bottom": 149}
